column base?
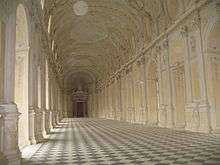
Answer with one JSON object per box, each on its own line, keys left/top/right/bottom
{"left": 51, "top": 110, "right": 57, "bottom": 128}
{"left": 56, "top": 112, "right": 59, "bottom": 125}
{"left": 212, "top": 128, "right": 220, "bottom": 134}
{"left": 158, "top": 105, "right": 167, "bottom": 127}
{"left": 0, "top": 103, "right": 21, "bottom": 165}
{"left": 29, "top": 138, "right": 37, "bottom": 145}
{"left": 35, "top": 108, "right": 44, "bottom": 143}
{"left": 0, "top": 151, "right": 8, "bottom": 165}
{"left": 49, "top": 110, "right": 53, "bottom": 130}
{"left": 44, "top": 110, "right": 50, "bottom": 134}
{"left": 4, "top": 149, "right": 21, "bottom": 165}
{"left": 41, "top": 109, "right": 47, "bottom": 138}
{"left": 166, "top": 105, "right": 174, "bottom": 128}
{"left": 29, "top": 107, "right": 37, "bottom": 145}
{"left": 36, "top": 134, "right": 44, "bottom": 143}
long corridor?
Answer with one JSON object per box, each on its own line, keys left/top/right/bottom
{"left": 22, "top": 118, "right": 220, "bottom": 165}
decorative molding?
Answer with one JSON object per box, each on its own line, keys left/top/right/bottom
{"left": 100, "top": 0, "right": 211, "bottom": 88}
{"left": 180, "top": 25, "right": 189, "bottom": 38}
{"left": 0, "top": 0, "right": 14, "bottom": 22}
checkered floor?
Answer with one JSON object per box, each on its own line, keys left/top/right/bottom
{"left": 24, "top": 118, "right": 220, "bottom": 165}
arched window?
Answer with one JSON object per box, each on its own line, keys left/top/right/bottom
{"left": 41, "top": 0, "right": 45, "bottom": 9}
{"left": 51, "top": 40, "right": 55, "bottom": 51}
{"left": 48, "top": 15, "right": 52, "bottom": 34}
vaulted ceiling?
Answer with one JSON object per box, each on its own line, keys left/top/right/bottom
{"left": 43, "top": 0, "right": 190, "bottom": 91}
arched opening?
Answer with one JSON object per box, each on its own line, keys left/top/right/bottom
{"left": 15, "top": 4, "right": 29, "bottom": 149}
{"left": 41, "top": 0, "right": 45, "bottom": 10}
{"left": 48, "top": 16, "right": 52, "bottom": 34}
{"left": 169, "top": 35, "right": 186, "bottom": 128}
{"left": 72, "top": 82, "right": 88, "bottom": 118}
{"left": 207, "top": 22, "right": 220, "bottom": 132}
{"left": 64, "top": 73, "right": 96, "bottom": 118}
{"left": 147, "top": 61, "right": 159, "bottom": 125}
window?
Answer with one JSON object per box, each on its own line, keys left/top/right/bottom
{"left": 48, "top": 15, "right": 52, "bottom": 34}
{"left": 41, "top": 0, "right": 45, "bottom": 10}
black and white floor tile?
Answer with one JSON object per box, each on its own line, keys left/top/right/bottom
{"left": 23, "top": 118, "right": 220, "bottom": 165}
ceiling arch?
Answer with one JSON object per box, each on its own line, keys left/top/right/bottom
{"left": 43, "top": 0, "right": 180, "bottom": 91}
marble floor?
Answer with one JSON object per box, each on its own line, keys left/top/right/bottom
{"left": 22, "top": 118, "right": 220, "bottom": 165}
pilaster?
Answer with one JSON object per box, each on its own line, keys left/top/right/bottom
{"left": 163, "top": 39, "right": 175, "bottom": 128}
{"left": 157, "top": 46, "right": 167, "bottom": 127}
{"left": 140, "top": 56, "right": 148, "bottom": 124}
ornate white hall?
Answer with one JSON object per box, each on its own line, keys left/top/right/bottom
{"left": 0, "top": 0, "right": 220, "bottom": 164}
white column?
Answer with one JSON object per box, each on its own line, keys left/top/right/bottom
{"left": 64, "top": 93, "right": 68, "bottom": 118}
{"left": 51, "top": 77, "right": 56, "bottom": 128}
{"left": 44, "top": 60, "right": 50, "bottom": 133}
{"left": 48, "top": 74, "right": 53, "bottom": 130}
{"left": 40, "top": 56, "right": 47, "bottom": 137}
{"left": 28, "top": 28, "right": 39, "bottom": 144}
{"left": 2, "top": 5, "right": 21, "bottom": 164}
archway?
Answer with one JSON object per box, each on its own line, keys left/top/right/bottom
{"left": 206, "top": 22, "right": 220, "bottom": 132}
{"left": 147, "top": 60, "right": 158, "bottom": 125}
{"left": 15, "top": 4, "right": 29, "bottom": 149}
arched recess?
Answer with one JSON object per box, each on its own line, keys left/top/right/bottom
{"left": 205, "top": 21, "right": 220, "bottom": 132}
{"left": 64, "top": 71, "right": 94, "bottom": 118}
{"left": 147, "top": 59, "right": 159, "bottom": 125}
{"left": 169, "top": 33, "right": 186, "bottom": 128}
{"left": 15, "top": 4, "right": 29, "bottom": 149}
{"left": 48, "top": 15, "right": 52, "bottom": 34}
{"left": 41, "top": 0, "right": 45, "bottom": 10}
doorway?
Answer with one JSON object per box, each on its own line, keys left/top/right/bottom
{"left": 74, "top": 101, "right": 88, "bottom": 117}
